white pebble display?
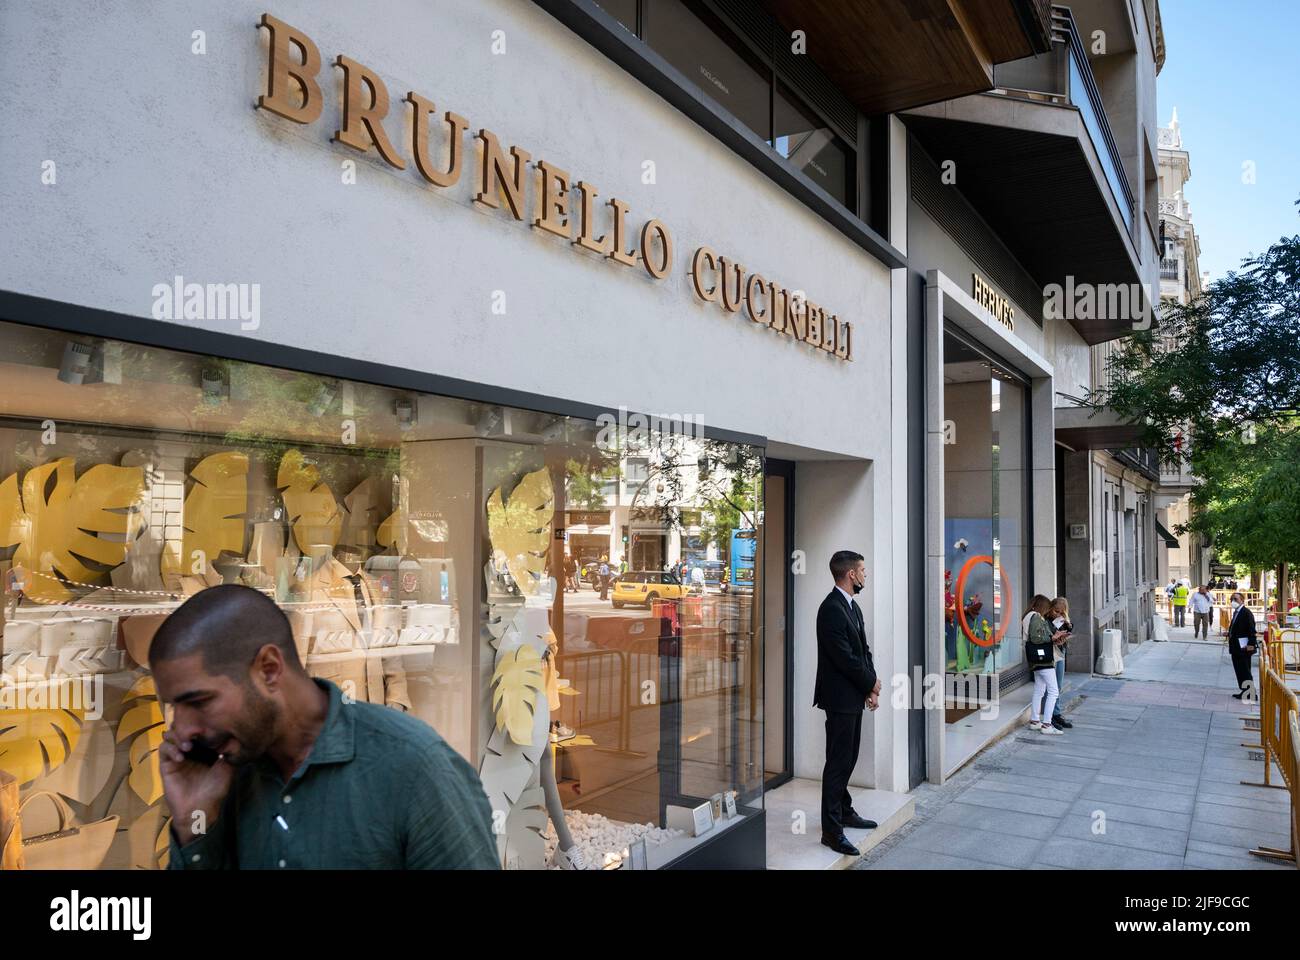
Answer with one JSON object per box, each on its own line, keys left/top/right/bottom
{"left": 542, "top": 811, "right": 683, "bottom": 870}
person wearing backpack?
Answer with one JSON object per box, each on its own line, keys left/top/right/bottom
{"left": 1023, "top": 595, "right": 1063, "bottom": 735}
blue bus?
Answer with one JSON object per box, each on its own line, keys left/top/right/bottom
{"left": 730, "top": 529, "right": 756, "bottom": 592}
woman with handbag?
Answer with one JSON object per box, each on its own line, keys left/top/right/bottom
{"left": 1044, "top": 597, "right": 1074, "bottom": 730}
{"left": 1022, "top": 595, "right": 1063, "bottom": 735}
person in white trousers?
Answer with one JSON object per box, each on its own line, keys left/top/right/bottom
{"left": 1023, "top": 594, "right": 1063, "bottom": 735}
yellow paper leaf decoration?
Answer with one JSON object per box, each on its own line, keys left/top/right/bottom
{"left": 160, "top": 452, "right": 249, "bottom": 579}
{"left": 117, "top": 676, "right": 166, "bottom": 805}
{"left": 278, "top": 449, "right": 342, "bottom": 553}
{"left": 0, "top": 706, "right": 85, "bottom": 786}
{"left": 0, "top": 458, "right": 144, "bottom": 602}
{"left": 490, "top": 645, "right": 544, "bottom": 746}
{"left": 486, "top": 468, "right": 553, "bottom": 595}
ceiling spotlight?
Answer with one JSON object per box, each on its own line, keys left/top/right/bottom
{"left": 201, "top": 366, "right": 226, "bottom": 405}
{"left": 57, "top": 341, "right": 94, "bottom": 384}
{"left": 306, "top": 379, "right": 338, "bottom": 416}
{"left": 394, "top": 398, "right": 417, "bottom": 430}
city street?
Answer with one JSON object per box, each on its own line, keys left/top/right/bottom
{"left": 858, "top": 631, "right": 1293, "bottom": 870}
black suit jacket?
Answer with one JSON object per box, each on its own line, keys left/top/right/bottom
{"left": 1228, "top": 605, "right": 1257, "bottom": 652}
{"left": 813, "top": 589, "right": 877, "bottom": 713}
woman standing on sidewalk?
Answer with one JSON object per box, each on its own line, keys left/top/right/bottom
{"left": 1023, "top": 595, "right": 1063, "bottom": 735}
{"left": 1045, "top": 597, "right": 1074, "bottom": 730}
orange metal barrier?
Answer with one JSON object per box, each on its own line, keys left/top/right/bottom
{"left": 1248, "top": 657, "right": 1299, "bottom": 865}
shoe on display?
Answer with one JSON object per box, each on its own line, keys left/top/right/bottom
{"left": 1038, "top": 724, "right": 1063, "bottom": 736}
{"left": 550, "top": 722, "right": 577, "bottom": 744}
{"left": 550, "top": 845, "right": 587, "bottom": 870}
{"left": 1052, "top": 716, "right": 1073, "bottom": 730}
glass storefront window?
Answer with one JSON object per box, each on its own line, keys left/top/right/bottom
{"left": 942, "top": 331, "right": 1031, "bottom": 681}
{"left": 773, "top": 84, "right": 855, "bottom": 209}
{"left": 0, "top": 321, "right": 763, "bottom": 870}
{"left": 644, "top": 0, "right": 771, "bottom": 142}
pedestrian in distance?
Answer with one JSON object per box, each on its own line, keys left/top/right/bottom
{"left": 1024, "top": 594, "right": 1063, "bottom": 735}
{"left": 1190, "top": 584, "right": 1213, "bottom": 640}
{"left": 1171, "top": 580, "right": 1190, "bottom": 627}
{"left": 597, "top": 555, "right": 611, "bottom": 600}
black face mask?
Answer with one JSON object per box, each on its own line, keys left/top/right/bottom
{"left": 850, "top": 574, "right": 864, "bottom": 594}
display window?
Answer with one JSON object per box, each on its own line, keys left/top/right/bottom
{"left": 942, "top": 330, "right": 1031, "bottom": 685}
{"left": 0, "top": 320, "right": 764, "bottom": 870}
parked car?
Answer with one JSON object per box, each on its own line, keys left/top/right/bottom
{"left": 611, "top": 571, "right": 688, "bottom": 608}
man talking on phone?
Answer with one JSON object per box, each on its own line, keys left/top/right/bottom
{"left": 150, "top": 584, "right": 498, "bottom": 869}
{"left": 813, "top": 550, "right": 880, "bottom": 856}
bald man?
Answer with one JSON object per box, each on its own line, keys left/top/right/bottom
{"left": 151, "top": 584, "right": 497, "bottom": 869}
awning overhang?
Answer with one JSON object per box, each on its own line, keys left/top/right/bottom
{"left": 761, "top": 0, "right": 1053, "bottom": 115}
{"left": 1155, "top": 519, "right": 1180, "bottom": 549}
{"left": 903, "top": 96, "right": 1146, "bottom": 345}
{"left": 1054, "top": 405, "right": 1146, "bottom": 449}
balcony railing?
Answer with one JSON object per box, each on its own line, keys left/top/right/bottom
{"left": 990, "top": 5, "right": 1135, "bottom": 231}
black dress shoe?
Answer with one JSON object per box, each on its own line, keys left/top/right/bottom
{"left": 842, "top": 812, "right": 878, "bottom": 830}
{"left": 821, "top": 834, "right": 860, "bottom": 856}
{"left": 1051, "top": 716, "right": 1073, "bottom": 730}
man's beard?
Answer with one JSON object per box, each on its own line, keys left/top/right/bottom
{"left": 214, "top": 685, "right": 281, "bottom": 766}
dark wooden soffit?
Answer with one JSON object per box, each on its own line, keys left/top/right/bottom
{"left": 762, "top": 0, "right": 1053, "bottom": 115}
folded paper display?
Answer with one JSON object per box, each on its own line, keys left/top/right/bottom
{"left": 18, "top": 792, "right": 119, "bottom": 870}
{"left": 2, "top": 619, "right": 41, "bottom": 654}
{"left": 399, "top": 604, "right": 453, "bottom": 645}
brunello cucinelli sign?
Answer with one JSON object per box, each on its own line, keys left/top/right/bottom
{"left": 253, "top": 13, "right": 853, "bottom": 362}
{"left": 972, "top": 272, "right": 1014, "bottom": 331}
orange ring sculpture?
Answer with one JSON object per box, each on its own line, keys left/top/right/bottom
{"left": 954, "top": 554, "right": 1012, "bottom": 649}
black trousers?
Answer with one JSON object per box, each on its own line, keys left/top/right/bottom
{"left": 821, "top": 710, "right": 862, "bottom": 838}
{"left": 1229, "top": 641, "right": 1254, "bottom": 691}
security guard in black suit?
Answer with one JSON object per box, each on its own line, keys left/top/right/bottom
{"left": 814, "top": 550, "right": 880, "bottom": 855}
{"left": 1226, "top": 592, "right": 1257, "bottom": 698}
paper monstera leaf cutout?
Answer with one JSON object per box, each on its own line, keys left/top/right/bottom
{"left": 160, "top": 452, "right": 249, "bottom": 580}
{"left": 0, "top": 458, "right": 144, "bottom": 603}
{"left": 491, "top": 644, "right": 544, "bottom": 746}
{"left": 502, "top": 784, "right": 548, "bottom": 869}
{"left": 339, "top": 478, "right": 378, "bottom": 551}
{"left": 486, "top": 468, "right": 553, "bottom": 596}
{"left": 116, "top": 675, "right": 166, "bottom": 806}
{"left": 278, "top": 449, "right": 342, "bottom": 553}
{"left": 0, "top": 704, "right": 85, "bottom": 786}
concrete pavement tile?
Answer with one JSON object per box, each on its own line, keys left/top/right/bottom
{"left": 869, "top": 846, "right": 1011, "bottom": 870}
{"left": 1067, "top": 797, "right": 1191, "bottom": 831}
{"left": 1192, "top": 787, "right": 1292, "bottom": 812}
{"left": 1035, "top": 836, "right": 1184, "bottom": 870}
{"left": 1051, "top": 814, "right": 1189, "bottom": 856}
{"left": 977, "top": 773, "right": 1086, "bottom": 801}
{"left": 933, "top": 800, "right": 1062, "bottom": 840}
{"left": 954, "top": 786, "right": 1072, "bottom": 818}
{"left": 1093, "top": 773, "right": 1198, "bottom": 795}
{"left": 1003, "top": 758, "right": 1098, "bottom": 783}
{"left": 1189, "top": 820, "right": 1292, "bottom": 852}
{"left": 899, "top": 821, "right": 1044, "bottom": 867}
{"left": 1183, "top": 848, "right": 1294, "bottom": 870}
{"left": 1080, "top": 781, "right": 1195, "bottom": 813}
{"left": 1192, "top": 800, "right": 1292, "bottom": 835}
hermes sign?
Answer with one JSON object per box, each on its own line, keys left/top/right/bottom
{"left": 253, "top": 14, "right": 852, "bottom": 361}
{"left": 972, "top": 272, "right": 1014, "bottom": 331}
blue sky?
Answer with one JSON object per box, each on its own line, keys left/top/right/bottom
{"left": 1156, "top": 0, "right": 1300, "bottom": 281}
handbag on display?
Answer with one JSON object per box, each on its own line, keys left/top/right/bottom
{"left": 18, "top": 791, "right": 119, "bottom": 870}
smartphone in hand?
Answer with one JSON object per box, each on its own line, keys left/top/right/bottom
{"left": 184, "top": 739, "right": 222, "bottom": 766}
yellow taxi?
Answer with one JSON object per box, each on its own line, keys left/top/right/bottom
{"left": 611, "top": 570, "right": 689, "bottom": 608}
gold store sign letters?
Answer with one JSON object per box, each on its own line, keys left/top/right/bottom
{"left": 972, "top": 272, "right": 1014, "bottom": 331}
{"left": 254, "top": 13, "right": 853, "bottom": 361}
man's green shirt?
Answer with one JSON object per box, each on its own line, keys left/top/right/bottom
{"left": 169, "top": 679, "right": 499, "bottom": 869}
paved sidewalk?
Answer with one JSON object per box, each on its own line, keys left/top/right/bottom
{"left": 857, "top": 642, "right": 1292, "bottom": 870}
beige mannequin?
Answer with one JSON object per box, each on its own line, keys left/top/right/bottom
{"left": 286, "top": 556, "right": 410, "bottom": 710}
